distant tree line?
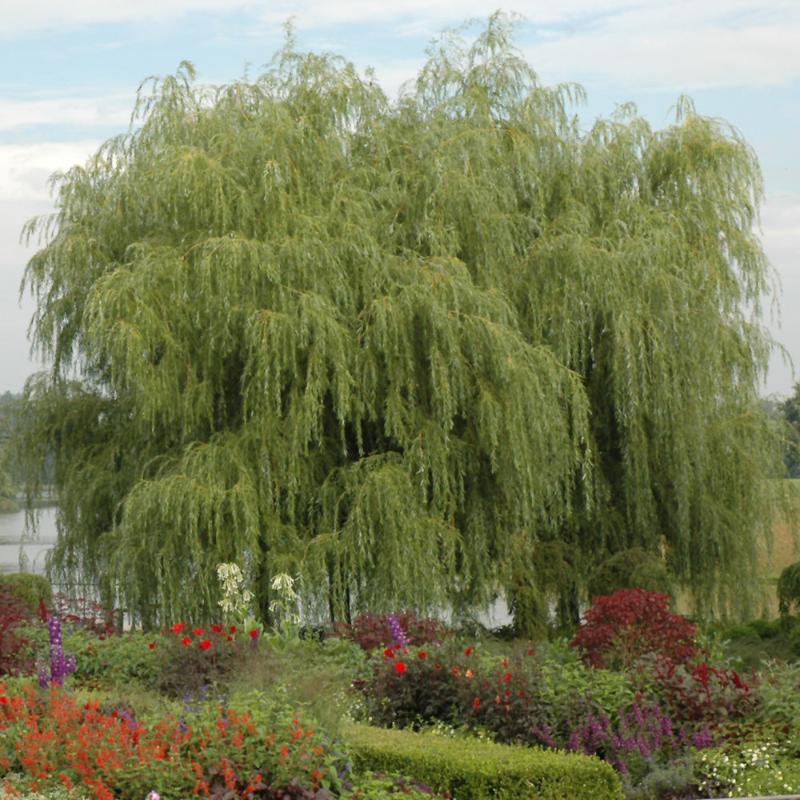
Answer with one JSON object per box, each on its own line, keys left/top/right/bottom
{"left": 769, "top": 383, "right": 800, "bottom": 478}
{"left": 0, "top": 392, "right": 21, "bottom": 507}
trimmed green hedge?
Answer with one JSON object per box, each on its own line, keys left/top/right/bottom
{"left": 344, "top": 724, "right": 623, "bottom": 800}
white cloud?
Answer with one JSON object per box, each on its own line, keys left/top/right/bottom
{"left": 1, "top": 1, "right": 799, "bottom": 91}
{"left": 263, "top": 0, "right": 800, "bottom": 91}
{"left": 0, "top": 95, "right": 131, "bottom": 132}
{"left": 761, "top": 192, "right": 800, "bottom": 395}
{"left": 0, "top": 0, "right": 250, "bottom": 37}
{"left": 529, "top": 21, "right": 800, "bottom": 91}
{"left": 0, "top": 141, "right": 100, "bottom": 201}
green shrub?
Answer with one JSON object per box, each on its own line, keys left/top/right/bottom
{"left": 345, "top": 771, "right": 448, "bottom": 799}
{"left": 0, "top": 572, "right": 52, "bottom": 614}
{"left": 344, "top": 723, "right": 623, "bottom": 800}
{"left": 752, "top": 660, "right": 800, "bottom": 725}
{"left": 695, "top": 737, "right": 800, "bottom": 797}
{"left": 227, "top": 635, "right": 367, "bottom": 733}
{"left": 538, "top": 644, "right": 635, "bottom": 724}
{"left": 778, "top": 562, "right": 800, "bottom": 615}
{"left": 714, "top": 616, "right": 800, "bottom": 668}
{"left": 18, "top": 625, "right": 159, "bottom": 690}
{"left": 588, "top": 548, "right": 673, "bottom": 600}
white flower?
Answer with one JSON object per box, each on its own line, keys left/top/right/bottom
{"left": 271, "top": 573, "right": 296, "bottom": 598}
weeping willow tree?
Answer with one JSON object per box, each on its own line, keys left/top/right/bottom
{"left": 19, "top": 15, "right": 784, "bottom": 628}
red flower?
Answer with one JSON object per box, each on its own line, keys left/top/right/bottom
{"left": 249, "top": 629, "right": 259, "bottom": 639}
{"left": 451, "top": 665, "right": 461, "bottom": 676}
{"left": 229, "top": 625, "right": 237, "bottom": 634}
{"left": 417, "top": 651, "right": 428, "bottom": 659}
{"left": 181, "top": 636, "right": 192, "bottom": 647}
{"left": 464, "top": 646, "right": 474, "bottom": 656}
{"left": 502, "top": 671, "right": 513, "bottom": 683}
{"left": 171, "top": 622, "right": 185, "bottom": 634}
{"left": 394, "top": 661, "right": 407, "bottom": 674}
{"left": 211, "top": 624, "right": 223, "bottom": 634}
{"left": 383, "top": 647, "right": 394, "bottom": 658}
{"left": 472, "top": 697, "right": 481, "bottom": 710}
{"left": 148, "top": 642, "right": 156, "bottom": 650}
{"left": 193, "top": 627, "right": 204, "bottom": 636}
{"left": 199, "top": 639, "right": 212, "bottom": 651}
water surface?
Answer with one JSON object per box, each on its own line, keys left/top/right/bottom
{"left": 0, "top": 506, "right": 58, "bottom": 574}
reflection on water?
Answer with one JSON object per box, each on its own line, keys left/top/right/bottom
{"left": 0, "top": 506, "right": 58, "bottom": 574}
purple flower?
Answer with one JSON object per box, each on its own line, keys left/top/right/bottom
{"left": 692, "top": 726, "right": 714, "bottom": 749}
{"left": 40, "top": 616, "right": 76, "bottom": 688}
{"left": 387, "top": 613, "right": 409, "bottom": 647}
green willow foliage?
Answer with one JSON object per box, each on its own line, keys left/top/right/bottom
{"left": 19, "top": 16, "right": 783, "bottom": 628}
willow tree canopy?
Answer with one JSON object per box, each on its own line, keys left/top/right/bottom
{"left": 19, "top": 16, "right": 783, "bottom": 628}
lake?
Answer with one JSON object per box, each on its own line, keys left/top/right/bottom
{"left": 0, "top": 505, "right": 58, "bottom": 574}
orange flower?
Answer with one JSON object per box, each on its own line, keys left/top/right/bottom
{"left": 465, "top": 669, "right": 474, "bottom": 679}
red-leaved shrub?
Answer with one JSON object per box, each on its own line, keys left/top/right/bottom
{"left": 0, "top": 584, "right": 33, "bottom": 675}
{"left": 571, "top": 589, "right": 697, "bottom": 670}
{"left": 332, "top": 610, "right": 448, "bottom": 651}
{"left": 651, "top": 659, "right": 754, "bottom": 726}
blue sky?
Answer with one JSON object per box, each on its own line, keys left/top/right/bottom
{"left": 1, "top": 0, "right": 798, "bottom": 395}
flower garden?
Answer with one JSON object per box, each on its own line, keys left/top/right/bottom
{"left": 3, "top": 571, "right": 800, "bottom": 800}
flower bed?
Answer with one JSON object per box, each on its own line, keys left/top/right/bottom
{"left": 0, "top": 682, "right": 336, "bottom": 799}
{"left": 3, "top": 577, "right": 800, "bottom": 799}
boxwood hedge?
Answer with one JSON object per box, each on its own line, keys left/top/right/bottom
{"left": 343, "top": 724, "right": 623, "bottom": 800}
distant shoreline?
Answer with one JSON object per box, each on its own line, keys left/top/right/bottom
{"left": 0, "top": 498, "right": 57, "bottom": 514}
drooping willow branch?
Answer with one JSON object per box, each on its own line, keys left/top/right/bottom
{"left": 18, "top": 13, "right": 784, "bottom": 628}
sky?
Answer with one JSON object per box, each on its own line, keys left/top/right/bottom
{"left": 0, "top": 0, "right": 798, "bottom": 397}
